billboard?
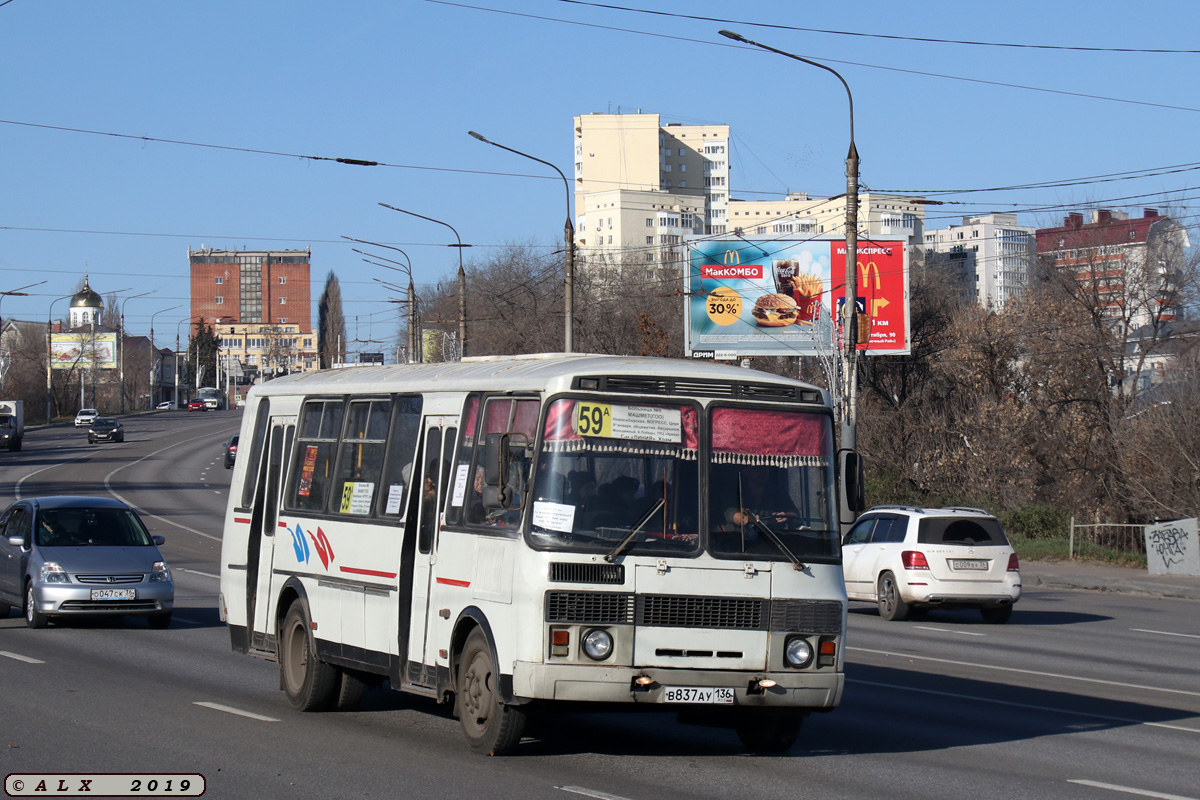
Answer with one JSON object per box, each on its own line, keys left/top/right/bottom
{"left": 50, "top": 332, "right": 118, "bottom": 370}
{"left": 686, "top": 238, "right": 909, "bottom": 358}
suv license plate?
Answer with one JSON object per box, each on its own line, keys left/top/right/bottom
{"left": 950, "top": 559, "right": 987, "bottom": 570}
{"left": 662, "top": 687, "right": 734, "bottom": 704}
{"left": 91, "top": 589, "right": 136, "bottom": 600}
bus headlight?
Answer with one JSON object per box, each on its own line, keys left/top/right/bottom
{"left": 581, "top": 628, "right": 614, "bottom": 661}
{"left": 784, "top": 636, "right": 814, "bottom": 668}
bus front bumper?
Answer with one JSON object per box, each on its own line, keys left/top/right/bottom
{"left": 513, "top": 662, "right": 843, "bottom": 709}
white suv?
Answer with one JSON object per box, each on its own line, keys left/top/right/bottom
{"left": 841, "top": 506, "right": 1021, "bottom": 623}
{"left": 74, "top": 408, "right": 99, "bottom": 428}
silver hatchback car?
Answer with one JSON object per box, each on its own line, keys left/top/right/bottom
{"left": 0, "top": 496, "right": 174, "bottom": 628}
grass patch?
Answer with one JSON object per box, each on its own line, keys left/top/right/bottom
{"left": 1007, "top": 533, "right": 1147, "bottom": 568}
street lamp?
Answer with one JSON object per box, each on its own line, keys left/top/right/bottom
{"left": 378, "top": 203, "right": 470, "bottom": 358}
{"left": 45, "top": 294, "right": 74, "bottom": 423}
{"left": 118, "top": 291, "right": 154, "bottom": 414}
{"left": 351, "top": 242, "right": 419, "bottom": 364}
{"left": 149, "top": 305, "right": 181, "bottom": 408}
{"left": 469, "top": 130, "right": 576, "bottom": 353}
{"left": 175, "top": 315, "right": 201, "bottom": 408}
{"left": 719, "top": 29, "right": 863, "bottom": 522}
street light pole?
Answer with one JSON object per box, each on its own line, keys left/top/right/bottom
{"left": 118, "top": 291, "right": 154, "bottom": 415}
{"left": 45, "top": 294, "right": 72, "bottom": 423}
{"left": 378, "top": 203, "right": 469, "bottom": 359}
{"left": 345, "top": 237, "right": 419, "bottom": 364}
{"left": 468, "top": 130, "right": 576, "bottom": 352}
{"left": 719, "top": 29, "right": 861, "bottom": 462}
{"left": 149, "top": 305, "right": 181, "bottom": 408}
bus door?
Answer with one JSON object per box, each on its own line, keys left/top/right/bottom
{"left": 406, "top": 416, "right": 456, "bottom": 687}
{"left": 247, "top": 416, "right": 295, "bottom": 647}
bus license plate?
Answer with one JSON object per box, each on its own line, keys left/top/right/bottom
{"left": 662, "top": 687, "right": 734, "bottom": 704}
{"left": 91, "top": 589, "right": 136, "bottom": 600}
{"left": 950, "top": 559, "right": 987, "bottom": 571}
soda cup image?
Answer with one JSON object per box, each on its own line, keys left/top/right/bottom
{"left": 771, "top": 259, "right": 797, "bottom": 296}
{"left": 792, "top": 273, "right": 824, "bottom": 324}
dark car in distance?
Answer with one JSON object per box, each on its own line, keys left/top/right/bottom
{"left": 224, "top": 435, "right": 239, "bottom": 469}
{"left": 88, "top": 417, "right": 124, "bottom": 444}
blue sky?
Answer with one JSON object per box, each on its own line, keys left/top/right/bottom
{"left": 2, "top": 0, "right": 1197, "bottom": 355}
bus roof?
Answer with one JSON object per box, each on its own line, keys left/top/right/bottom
{"left": 246, "top": 353, "right": 829, "bottom": 403}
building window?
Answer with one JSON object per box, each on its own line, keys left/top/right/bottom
{"left": 646, "top": 236, "right": 653, "bottom": 244}
{"left": 607, "top": 235, "right": 612, "bottom": 244}
{"left": 215, "top": 297, "right": 224, "bottom": 305}
{"left": 279, "top": 276, "right": 287, "bottom": 284}
{"left": 679, "top": 164, "right": 686, "bottom": 172}
{"left": 646, "top": 218, "right": 654, "bottom": 227}
{"left": 279, "top": 297, "right": 287, "bottom": 305}
{"left": 279, "top": 318, "right": 287, "bottom": 323}
{"left": 215, "top": 277, "right": 223, "bottom": 285}
{"left": 679, "top": 181, "right": 686, "bottom": 187}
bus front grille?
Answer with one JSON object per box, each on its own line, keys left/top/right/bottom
{"left": 549, "top": 562, "right": 626, "bottom": 585}
{"left": 769, "top": 599, "right": 843, "bottom": 634}
{"left": 638, "top": 595, "right": 767, "bottom": 630}
{"left": 545, "top": 591, "right": 635, "bottom": 624}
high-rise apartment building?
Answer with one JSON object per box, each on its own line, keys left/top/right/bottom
{"left": 188, "top": 248, "right": 319, "bottom": 375}
{"left": 1035, "top": 209, "right": 1189, "bottom": 326}
{"left": 923, "top": 213, "right": 1035, "bottom": 310}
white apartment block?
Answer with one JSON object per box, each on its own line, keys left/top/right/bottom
{"left": 923, "top": 213, "right": 1035, "bottom": 309}
{"left": 728, "top": 192, "right": 926, "bottom": 243}
{"left": 574, "top": 112, "right": 730, "bottom": 268}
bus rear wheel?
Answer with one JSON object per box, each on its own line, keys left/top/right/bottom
{"left": 280, "top": 599, "right": 337, "bottom": 711}
{"left": 457, "top": 628, "right": 526, "bottom": 755}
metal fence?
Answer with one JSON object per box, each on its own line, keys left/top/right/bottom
{"left": 1068, "top": 517, "right": 1146, "bottom": 558}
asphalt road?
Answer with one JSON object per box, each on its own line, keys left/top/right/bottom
{"left": 1, "top": 414, "right": 1198, "bottom": 800}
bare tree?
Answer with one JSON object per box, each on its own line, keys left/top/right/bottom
{"left": 318, "top": 271, "right": 346, "bottom": 368}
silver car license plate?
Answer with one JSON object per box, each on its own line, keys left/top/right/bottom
{"left": 662, "top": 686, "right": 734, "bottom": 704}
{"left": 950, "top": 559, "right": 987, "bottom": 570}
{"left": 91, "top": 589, "right": 136, "bottom": 600}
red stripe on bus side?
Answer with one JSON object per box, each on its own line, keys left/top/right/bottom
{"left": 340, "top": 566, "right": 398, "bottom": 579}
{"left": 234, "top": 518, "right": 252, "bottom": 525}
{"left": 278, "top": 521, "right": 289, "bottom": 528}
{"left": 436, "top": 577, "right": 471, "bottom": 587}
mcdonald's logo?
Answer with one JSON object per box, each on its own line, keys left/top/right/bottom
{"left": 858, "top": 260, "right": 881, "bottom": 290}
{"left": 723, "top": 250, "right": 741, "bottom": 265}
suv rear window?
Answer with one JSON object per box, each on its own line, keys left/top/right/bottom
{"left": 917, "top": 517, "right": 1008, "bottom": 546}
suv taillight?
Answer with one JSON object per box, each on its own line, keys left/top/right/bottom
{"left": 901, "top": 551, "right": 929, "bottom": 570}
{"left": 1007, "top": 553, "right": 1020, "bottom": 572}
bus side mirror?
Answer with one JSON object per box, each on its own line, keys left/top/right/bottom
{"left": 838, "top": 449, "right": 865, "bottom": 525}
{"left": 483, "top": 433, "right": 509, "bottom": 488}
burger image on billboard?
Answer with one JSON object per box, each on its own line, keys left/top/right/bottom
{"left": 752, "top": 293, "right": 799, "bottom": 327}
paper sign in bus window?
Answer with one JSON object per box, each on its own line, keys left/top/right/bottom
{"left": 532, "top": 501, "right": 576, "bottom": 534}
{"left": 339, "top": 481, "right": 375, "bottom": 515}
{"left": 298, "top": 445, "right": 319, "bottom": 497}
{"left": 573, "top": 402, "right": 682, "bottom": 443}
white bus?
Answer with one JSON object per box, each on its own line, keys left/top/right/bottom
{"left": 219, "top": 354, "right": 855, "bottom": 755}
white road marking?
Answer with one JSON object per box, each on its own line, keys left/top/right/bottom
{"left": 0, "top": 651, "right": 45, "bottom": 664}
{"left": 913, "top": 625, "right": 986, "bottom": 637}
{"left": 194, "top": 702, "right": 279, "bottom": 722}
{"left": 851, "top": 647, "right": 1200, "bottom": 698}
{"left": 849, "top": 679, "right": 1200, "bottom": 734}
{"left": 1068, "top": 779, "right": 1198, "bottom": 799}
{"left": 1131, "top": 629, "right": 1200, "bottom": 640}
{"left": 558, "top": 787, "right": 637, "bottom": 800}
{"left": 182, "top": 569, "right": 220, "bottom": 579}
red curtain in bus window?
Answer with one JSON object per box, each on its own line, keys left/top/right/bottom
{"left": 710, "top": 407, "right": 830, "bottom": 467}
{"left": 542, "top": 399, "right": 699, "bottom": 455}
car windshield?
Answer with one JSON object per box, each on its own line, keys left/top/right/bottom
{"left": 79, "top": 409, "right": 97, "bottom": 417}
{"left": 36, "top": 507, "right": 154, "bottom": 547}
{"left": 92, "top": 418, "right": 118, "bottom": 429}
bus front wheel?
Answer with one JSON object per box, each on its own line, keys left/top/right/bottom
{"left": 457, "top": 628, "right": 526, "bottom": 755}
{"left": 280, "top": 599, "right": 337, "bottom": 711}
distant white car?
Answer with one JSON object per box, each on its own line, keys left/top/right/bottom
{"left": 155, "top": 401, "right": 172, "bottom": 410}
{"left": 841, "top": 505, "right": 1021, "bottom": 623}
{"left": 74, "top": 408, "right": 99, "bottom": 428}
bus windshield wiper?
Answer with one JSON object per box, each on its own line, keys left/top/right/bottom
{"left": 747, "top": 515, "right": 808, "bottom": 571}
{"left": 604, "top": 499, "right": 665, "bottom": 563}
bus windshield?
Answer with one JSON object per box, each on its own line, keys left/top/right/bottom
{"left": 530, "top": 399, "right": 839, "bottom": 562}
{"left": 531, "top": 398, "right": 701, "bottom": 557}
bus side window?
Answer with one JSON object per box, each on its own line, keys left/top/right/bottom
{"left": 378, "top": 396, "right": 423, "bottom": 519}
{"left": 237, "top": 399, "right": 270, "bottom": 511}
{"left": 332, "top": 399, "right": 391, "bottom": 516}
{"left": 284, "top": 399, "right": 344, "bottom": 514}
{"left": 417, "top": 428, "right": 442, "bottom": 555}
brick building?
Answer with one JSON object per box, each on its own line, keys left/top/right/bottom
{"left": 188, "top": 248, "right": 319, "bottom": 376}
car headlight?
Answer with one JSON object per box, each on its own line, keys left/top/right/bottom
{"left": 41, "top": 562, "right": 70, "bottom": 584}
{"left": 581, "top": 628, "right": 614, "bottom": 661}
{"left": 784, "top": 636, "right": 814, "bottom": 668}
{"left": 150, "top": 561, "right": 171, "bottom": 582}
